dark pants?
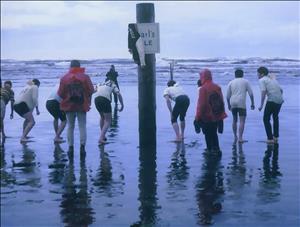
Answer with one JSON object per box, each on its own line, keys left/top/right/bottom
{"left": 202, "top": 122, "right": 220, "bottom": 151}
{"left": 263, "top": 101, "right": 282, "bottom": 140}
{"left": 113, "top": 81, "right": 120, "bottom": 104}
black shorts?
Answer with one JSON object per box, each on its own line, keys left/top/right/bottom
{"left": 95, "top": 96, "right": 111, "bottom": 113}
{"left": 172, "top": 95, "right": 190, "bottom": 123}
{"left": 14, "top": 102, "right": 30, "bottom": 117}
{"left": 232, "top": 108, "right": 247, "bottom": 120}
{"left": 46, "top": 99, "right": 66, "bottom": 121}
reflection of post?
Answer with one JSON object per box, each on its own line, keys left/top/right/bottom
{"left": 135, "top": 147, "right": 158, "bottom": 226}
{"left": 137, "top": 3, "right": 156, "bottom": 148}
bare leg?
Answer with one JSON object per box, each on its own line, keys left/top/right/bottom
{"left": 99, "top": 113, "right": 112, "bottom": 143}
{"left": 20, "top": 112, "right": 35, "bottom": 142}
{"left": 232, "top": 117, "right": 238, "bottom": 143}
{"left": 54, "top": 120, "right": 66, "bottom": 142}
{"left": 53, "top": 119, "right": 58, "bottom": 134}
{"left": 238, "top": 116, "right": 246, "bottom": 143}
{"left": 100, "top": 112, "right": 104, "bottom": 130}
{"left": 172, "top": 122, "right": 181, "bottom": 141}
{"left": 180, "top": 121, "right": 185, "bottom": 140}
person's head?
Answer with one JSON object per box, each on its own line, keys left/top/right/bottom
{"left": 32, "top": 79, "right": 40, "bottom": 87}
{"left": 4, "top": 80, "right": 12, "bottom": 89}
{"left": 257, "top": 66, "right": 269, "bottom": 78}
{"left": 199, "top": 68, "right": 212, "bottom": 85}
{"left": 235, "top": 69, "right": 244, "bottom": 78}
{"left": 110, "top": 65, "right": 115, "bottom": 71}
{"left": 167, "top": 80, "right": 176, "bottom": 87}
{"left": 70, "top": 60, "right": 80, "bottom": 68}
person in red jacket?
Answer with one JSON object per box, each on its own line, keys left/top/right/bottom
{"left": 195, "top": 69, "right": 227, "bottom": 152}
{"left": 58, "top": 60, "right": 94, "bottom": 156}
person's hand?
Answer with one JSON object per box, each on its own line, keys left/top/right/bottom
{"left": 36, "top": 109, "right": 40, "bottom": 115}
{"left": 10, "top": 113, "right": 13, "bottom": 119}
{"left": 251, "top": 104, "right": 255, "bottom": 110}
{"left": 258, "top": 106, "right": 263, "bottom": 111}
{"left": 118, "top": 105, "right": 124, "bottom": 112}
{"left": 228, "top": 105, "right": 231, "bottom": 111}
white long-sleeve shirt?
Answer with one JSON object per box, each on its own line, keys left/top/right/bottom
{"left": 15, "top": 84, "right": 39, "bottom": 111}
{"left": 226, "top": 78, "right": 253, "bottom": 109}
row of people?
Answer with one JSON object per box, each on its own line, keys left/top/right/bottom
{"left": 164, "top": 67, "right": 283, "bottom": 151}
{"left": 0, "top": 61, "right": 283, "bottom": 153}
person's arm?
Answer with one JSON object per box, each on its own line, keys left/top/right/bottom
{"left": 32, "top": 86, "right": 40, "bottom": 115}
{"left": 246, "top": 82, "right": 255, "bottom": 110}
{"left": 164, "top": 95, "right": 173, "bottom": 115}
{"left": 226, "top": 84, "right": 231, "bottom": 111}
{"left": 10, "top": 91, "right": 14, "bottom": 119}
{"left": 258, "top": 90, "right": 267, "bottom": 111}
{"left": 195, "top": 88, "right": 206, "bottom": 121}
{"left": 117, "top": 93, "right": 124, "bottom": 111}
{"left": 10, "top": 100, "right": 14, "bottom": 119}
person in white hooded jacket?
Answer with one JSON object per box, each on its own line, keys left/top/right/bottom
{"left": 14, "top": 79, "right": 40, "bottom": 143}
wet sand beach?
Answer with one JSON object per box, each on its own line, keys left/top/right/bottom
{"left": 1, "top": 83, "right": 299, "bottom": 226}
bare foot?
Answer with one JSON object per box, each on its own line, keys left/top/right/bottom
{"left": 54, "top": 138, "right": 65, "bottom": 143}
{"left": 238, "top": 139, "right": 248, "bottom": 143}
{"left": 266, "top": 139, "right": 274, "bottom": 144}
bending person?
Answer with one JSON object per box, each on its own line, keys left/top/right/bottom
{"left": 14, "top": 79, "right": 40, "bottom": 143}
{"left": 46, "top": 84, "right": 67, "bottom": 143}
{"left": 94, "top": 78, "right": 124, "bottom": 145}
{"left": 163, "top": 80, "right": 190, "bottom": 142}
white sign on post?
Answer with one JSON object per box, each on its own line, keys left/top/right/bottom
{"left": 137, "top": 23, "right": 160, "bottom": 54}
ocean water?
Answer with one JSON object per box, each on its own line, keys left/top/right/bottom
{"left": 1, "top": 58, "right": 300, "bottom": 226}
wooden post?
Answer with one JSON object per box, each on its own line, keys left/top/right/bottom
{"left": 136, "top": 3, "right": 156, "bottom": 148}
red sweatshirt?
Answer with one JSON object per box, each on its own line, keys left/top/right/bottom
{"left": 195, "top": 69, "right": 227, "bottom": 122}
{"left": 58, "top": 67, "right": 94, "bottom": 112}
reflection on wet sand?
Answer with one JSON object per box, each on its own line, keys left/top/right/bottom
{"left": 48, "top": 144, "right": 67, "bottom": 185}
{"left": 60, "top": 153, "right": 94, "bottom": 226}
{"left": 13, "top": 144, "right": 41, "bottom": 188}
{"left": 257, "top": 144, "right": 281, "bottom": 204}
{"left": 226, "top": 143, "right": 250, "bottom": 199}
{"left": 195, "top": 152, "right": 224, "bottom": 225}
{"left": 167, "top": 142, "right": 189, "bottom": 187}
{"left": 131, "top": 146, "right": 159, "bottom": 227}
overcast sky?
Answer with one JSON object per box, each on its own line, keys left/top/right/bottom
{"left": 1, "top": 1, "right": 299, "bottom": 60}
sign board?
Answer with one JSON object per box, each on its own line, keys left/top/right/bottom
{"left": 137, "top": 23, "right": 160, "bottom": 54}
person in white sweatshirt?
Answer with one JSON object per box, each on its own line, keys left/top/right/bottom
{"left": 14, "top": 79, "right": 40, "bottom": 143}
{"left": 226, "top": 69, "right": 255, "bottom": 143}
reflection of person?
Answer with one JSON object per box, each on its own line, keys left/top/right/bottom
{"left": 163, "top": 80, "right": 190, "bottom": 142}
{"left": 93, "top": 145, "right": 113, "bottom": 194}
{"left": 94, "top": 79, "right": 124, "bottom": 145}
{"left": 46, "top": 84, "right": 67, "bottom": 143}
{"left": 195, "top": 69, "right": 227, "bottom": 152}
{"left": 60, "top": 153, "right": 94, "bottom": 226}
{"left": 257, "top": 144, "right": 281, "bottom": 203}
{"left": 58, "top": 60, "right": 94, "bottom": 154}
{"left": 105, "top": 65, "right": 120, "bottom": 104}
{"left": 257, "top": 67, "right": 284, "bottom": 144}
{"left": 227, "top": 69, "right": 255, "bottom": 143}
{"left": 14, "top": 79, "right": 40, "bottom": 143}
{"left": 226, "top": 143, "right": 248, "bottom": 200}
{"left": 167, "top": 142, "right": 189, "bottom": 184}
{"left": 48, "top": 144, "right": 66, "bottom": 184}
{"left": 0, "top": 80, "right": 15, "bottom": 140}
{"left": 195, "top": 153, "right": 224, "bottom": 225}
